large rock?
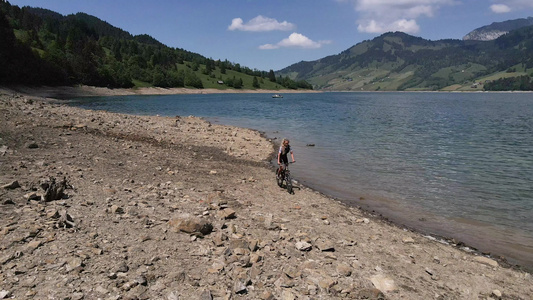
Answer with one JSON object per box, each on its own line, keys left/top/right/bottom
{"left": 168, "top": 214, "right": 213, "bottom": 235}
{"left": 473, "top": 256, "right": 499, "bottom": 267}
{"left": 295, "top": 241, "right": 312, "bottom": 251}
{"left": 315, "top": 239, "right": 335, "bottom": 252}
{"left": 2, "top": 180, "right": 20, "bottom": 189}
{"left": 370, "top": 274, "right": 398, "bottom": 292}
{"left": 42, "top": 177, "right": 68, "bottom": 202}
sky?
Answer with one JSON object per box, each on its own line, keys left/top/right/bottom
{"left": 7, "top": 0, "right": 533, "bottom": 71}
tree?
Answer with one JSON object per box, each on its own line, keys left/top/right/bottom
{"left": 0, "top": 1, "right": 315, "bottom": 89}
{"left": 184, "top": 71, "right": 203, "bottom": 88}
{"left": 252, "top": 76, "right": 260, "bottom": 88}
{"left": 0, "top": 8, "right": 17, "bottom": 83}
{"left": 152, "top": 65, "right": 167, "bottom": 87}
{"left": 233, "top": 77, "right": 243, "bottom": 89}
{"left": 268, "top": 69, "right": 276, "bottom": 82}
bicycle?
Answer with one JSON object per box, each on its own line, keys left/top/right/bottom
{"left": 276, "top": 162, "right": 293, "bottom": 194}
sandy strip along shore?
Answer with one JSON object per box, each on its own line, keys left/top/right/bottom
{"left": 4, "top": 85, "right": 320, "bottom": 99}
{"left": 1, "top": 87, "right": 532, "bottom": 299}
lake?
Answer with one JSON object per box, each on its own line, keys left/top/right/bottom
{"left": 68, "top": 91, "right": 533, "bottom": 269}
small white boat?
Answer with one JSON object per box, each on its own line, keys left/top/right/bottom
{"left": 272, "top": 94, "right": 283, "bottom": 98}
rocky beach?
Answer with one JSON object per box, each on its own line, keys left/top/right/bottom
{"left": 0, "top": 86, "right": 532, "bottom": 300}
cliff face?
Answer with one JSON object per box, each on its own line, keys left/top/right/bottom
{"left": 463, "top": 17, "right": 533, "bottom": 41}
{"left": 463, "top": 29, "right": 508, "bottom": 41}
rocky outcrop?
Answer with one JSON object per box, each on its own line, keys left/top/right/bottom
{"left": 463, "top": 17, "right": 533, "bottom": 41}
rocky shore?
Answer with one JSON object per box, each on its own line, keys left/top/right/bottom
{"left": 0, "top": 88, "right": 532, "bottom": 299}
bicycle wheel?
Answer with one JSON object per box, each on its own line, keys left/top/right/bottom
{"left": 277, "top": 172, "right": 283, "bottom": 187}
{"left": 285, "top": 173, "right": 293, "bottom": 194}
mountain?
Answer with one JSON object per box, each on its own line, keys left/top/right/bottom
{"left": 0, "top": 1, "right": 311, "bottom": 90}
{"left": 463, "top": 17, "right": 533, "bottom": 41}
{"left": 278, "top": 26, "right": 533, "bottom": 91}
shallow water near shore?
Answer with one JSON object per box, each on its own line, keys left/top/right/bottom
{"left": 68, "top": 91, "right": 533, "bottom": 269}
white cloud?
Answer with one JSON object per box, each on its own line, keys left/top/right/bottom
{"left": 489, "top": 0, "right": 533, "bottom": 13}
{"left": 345, "top": 0, "right": 457, "bottom": 34}
{"left": 228, "top": 15, "right": 295, "bottom": 32}
{"left": 259, "top": 33, "right": 331, "bottom": 50}
{"left": 490, "top": 4, "right": 512, "bottom": 13}
{"left": 358, "top": 18, "right": 420, "bottom": 34}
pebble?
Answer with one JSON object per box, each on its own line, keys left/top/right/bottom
{"left": 492, "top": 289, "right": 502, "bottom": 297}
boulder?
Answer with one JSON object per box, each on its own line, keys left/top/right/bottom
{"left": 169, "top": 214, "right": 213, "bottom": 235}
{"left": 2, "top": 180, "right": 20, "bottom": 189}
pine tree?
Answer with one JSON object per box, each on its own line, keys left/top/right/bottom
{"left": 252, "top": 76, "right": 260, "bottom": 88}
{"left": 268, "top": 69, "right": 276, "bottom": 82}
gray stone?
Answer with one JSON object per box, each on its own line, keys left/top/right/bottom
{"left": 229, "top": 239, "right": 249, "bottom": 250}
{"left": 136, "top": 274, "right": 148, "bottom": 286}
{"left": 117, "top": 262, "right": 129, "bottom": 273}
{"left": 42, "top": 177, "right": 68, "bottom": 202}
{"left": 26, "top": 142, "right": 39, "bottom": 149}
{"left": 169, "top": 214, "right": 213, "bottom": 235}
{"left": 315, "top": 239, "right": 335, "bottom": 252}
{"left": 24, "top": 192, "right": 41, "bottom": 201}
{"left": 492, "top": 289, "right": 502, "bottom": 298}
{"left": 199, "top": 289, "right": 213, "bottom": 300}
{"left": 260, "top": 291, "right": 275, "bottom": 300}
{"left": 281, "top": 289, "right": 296, "bottom": 300}
{"left": 474, "top": 256, "right": 499, "bottom": 267}
{"left": 275, "top": 274, "right": 295, "bottom": 288}
{"left": 233, "top": 280, "right": 247, "bottom": 294}
{"left": 402, "top": 237, "right": 415, "bottom": 243}
{"left": 111, "top": 205, "right": 124, "bottom": 214}
{"left": 212, "top": 232, "right": 228, "bottom": 247}
{"left": 0, "top": 291, "right": 11, "bottom": 299}
{"left": 2, "top": 180, "right": 20, "bottom": 189}
{"left": 357, "top": 288, "right": 385, "bottom": 300}
{"left": 218, "top": 208, "right": 236, "bottom": 220}
{"left": 336, "top": 263, "right": 352, "bottom": 277}
{"left": 66, "top": 257, "right": 84, "bottom": 272}
{"left": 296, "top": 241, "right": 312, "bottom": 251}
{"left": 370, "top": 274, "right": 398, "bottom": 292}
{"left": 3, "top": 199, "right": 15, "bottom": 205}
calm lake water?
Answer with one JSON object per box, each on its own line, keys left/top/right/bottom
{"left": 68, "top": 92, "right": 533, "bottom": 269}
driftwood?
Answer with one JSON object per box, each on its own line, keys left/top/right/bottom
{"left": 57, "top": 210, "right": 75, "bottom": 228}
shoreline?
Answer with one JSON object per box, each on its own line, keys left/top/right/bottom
{"left": 5, "top": 85, "right": 532, "bottom": 267}
{"left": 1, "top": 86, "right": 532, "bottom": 299}
{"left": 289, "top": 159, "right": 533, "bottom": 272}
{"left": 5, "top": 85, "right": 533, "bottom": 267}
{"left": 4, "top": 85, "right": 529, "bottom": 102}
{"left": 3, "top": 85, "right": 321, "bottom": 100}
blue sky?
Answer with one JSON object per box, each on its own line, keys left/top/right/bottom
{"left": 7, "top": 0, "right": 533, "bottom": 71}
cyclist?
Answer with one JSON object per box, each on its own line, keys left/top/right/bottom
{"left": 277, "top": 138, "right": 295, "bottom": 178}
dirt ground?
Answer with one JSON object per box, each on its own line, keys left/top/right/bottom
{"left": 0, "top": 87, "right": 532, "bottom": 299}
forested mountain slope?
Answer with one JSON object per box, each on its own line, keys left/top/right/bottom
{"left": 0, "top": 1, "right": 311, "bottom": 90}
{"left": 278, "top": 27, "right": 533, "bottom": 91}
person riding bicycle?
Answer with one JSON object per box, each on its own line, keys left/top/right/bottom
{"left": 277, "top": 138, "right": 295, "bottom": 178}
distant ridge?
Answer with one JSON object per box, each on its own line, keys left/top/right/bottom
{"left": 278, "top": 24, "right": 533, "bottom": 91}
{"left": 463, "top": 17, "right": 533, "bottom": 41}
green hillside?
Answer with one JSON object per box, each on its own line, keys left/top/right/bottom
{"left": 278, "top": 29, "right": 533, "bottom": 91}
{"left": 0, "top": 1, "right": 312, "bottom": 91}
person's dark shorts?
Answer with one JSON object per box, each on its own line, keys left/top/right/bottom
{"left": 280, "top": 155, "right": 288, "bottom": 165}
